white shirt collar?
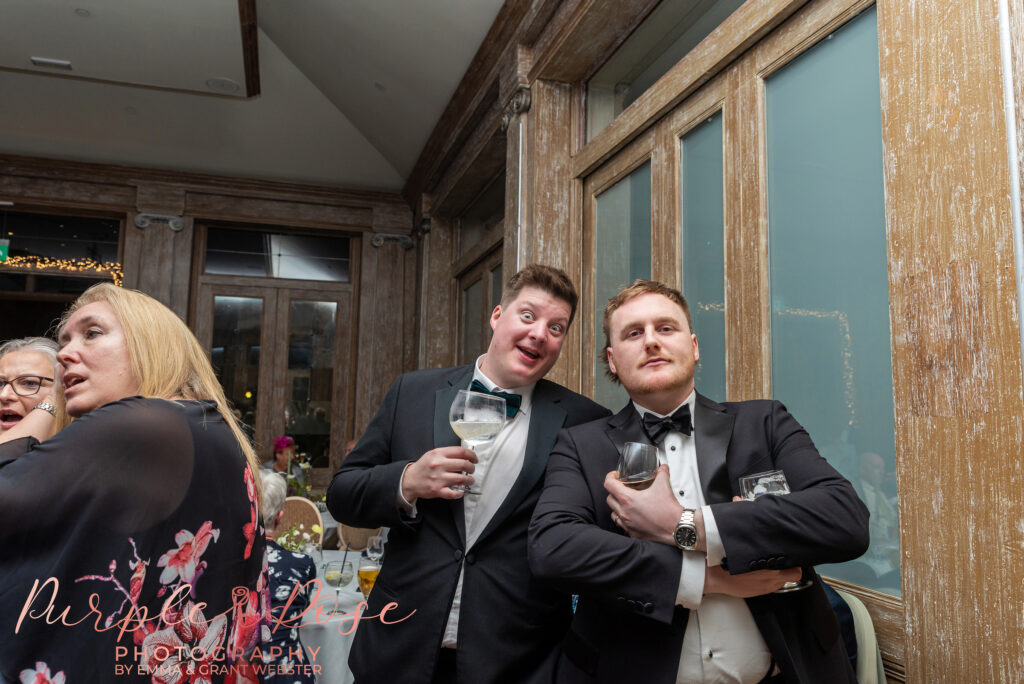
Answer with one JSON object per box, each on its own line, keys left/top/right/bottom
{"left": 473, "top": 355, "right": 535, "bottom": 414}
{"left": 632, "top": 389, "right": 695, "bottom": 425}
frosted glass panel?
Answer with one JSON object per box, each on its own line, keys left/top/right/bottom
{"left": 594, "top": 162, "right": 651, "bottom": 410}
{"left": 681, "top": 113, "right": 726, "bottom": 402}
{"left": 767, "top": 7, "right": 898, "bottom": 595}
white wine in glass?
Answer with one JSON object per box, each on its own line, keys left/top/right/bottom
{"left": 449, "top": 389, "right": 506, "bottom": 494}
{"left": 739, "top": 470, "right": 813, "bottom": 592}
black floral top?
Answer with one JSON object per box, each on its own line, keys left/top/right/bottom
{"left": 0, "top": 397, "right": 268, "bottom": 683}
{"left": 263, "top": 540, "right": 316, "bottom": 684}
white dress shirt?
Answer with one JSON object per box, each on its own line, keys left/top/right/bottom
{"left": 634, "top": 392, "right": 772, "bottom": 684}
{"left": 440, "top": 358, "right": 535, "bottom": 647}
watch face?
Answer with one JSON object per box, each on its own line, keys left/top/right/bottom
{"left": 675, "top": 525, "right": 697, "bottom": 549}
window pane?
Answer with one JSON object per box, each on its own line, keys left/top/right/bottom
{"left": 206, "top": 227, "right": 350, "bottom": 282}
{"left": 286, "top": 300, "right": 337, "bottom": 469}
{"left": 461, "top": 278, "right": 484, "bottom": 365}
{"left": 587, "top": 0, "right": 746, "bottom": 141}
{"left": 594, "top": 161, "right": 651, "bottom": 409}
{"left": 0, "top": 210, "right": 120, "bottom": 263}
{"left": 681, "top": 113, "right": 726, "bottom": 401}
{"left": 766, "top": 7, "right": 897, "bottom": 594}
{"left": 212, "top": 296, "right": 262, "bottom": 440}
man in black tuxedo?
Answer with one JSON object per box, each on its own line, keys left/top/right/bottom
{"left": 529, "top": 279, "right": 869, "bottom": 684}
{"left": 328, "top": 264, "right": 609, "bottom": 684}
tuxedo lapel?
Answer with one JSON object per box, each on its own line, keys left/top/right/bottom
{"left": 435, "top": 367, "right": 473, "bottom": 544}
{"left": 693, "top": 393, "right": 735, "bottom": 504}
{"left": 605, "top": 402, "right": 651, "bottom": 456}
{"left": 475, "top": 381, "right": 566, "bottom": 545}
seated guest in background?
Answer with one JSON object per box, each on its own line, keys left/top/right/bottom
{"left": 529, "top": 279, "right": 869, "bottom": 684}
{"left": 329, "top": 264, "right": 609, "bottom": 684}
{"left": 264, "top": 434, "right": 304, "bottom": 480}
{"left": 261, "top": 470, "right": 317, "bottom": 684}
{"left": 0, "top": 336, "right": 67, "bottom": 439}
{"left": 0, "top": 283, "right": 267, "bottom": 682}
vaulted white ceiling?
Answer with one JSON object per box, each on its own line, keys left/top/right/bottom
{"left": 0, "top": 0, "right": 506, "bottom": 192}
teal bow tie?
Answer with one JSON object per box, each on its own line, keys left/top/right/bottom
{"left": 469, "top": 379, "right": 522, "bottom": 418}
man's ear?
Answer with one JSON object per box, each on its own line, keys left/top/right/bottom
{"left": 606, "top": 347, "right": 617, "bottom": 376}
{"left": 489, "top": 304, "right": 502, "bottom": 331}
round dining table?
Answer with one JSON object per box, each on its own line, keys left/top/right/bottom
{"left": 296, "top": 549, "right": 366, "bottom": 684}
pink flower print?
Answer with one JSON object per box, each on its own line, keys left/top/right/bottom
{"left": 129, "top": 558, "right": 148, "bottom": 603}
{"left": 19, "top": 662, "right": 66, "bottom": 684}
{"left": 157, "top": 522, "right": 220, "bottom": 586}
{"left": 142, "top": 602, "right": 228, "bottom": 684}
{"left": 242, "top": 467, "right": 259, "bottom": 560}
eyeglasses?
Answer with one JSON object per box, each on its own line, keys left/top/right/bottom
{"left": 0, "top": 375, "right": 54, "bottom": 397}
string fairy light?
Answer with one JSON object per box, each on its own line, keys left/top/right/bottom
{"left": 2, "top": 255, "right": 123, "bottom": 286}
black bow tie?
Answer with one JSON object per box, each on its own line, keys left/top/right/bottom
{"left": 469, "top": 379, "right": 522, "bottom": 418}
{"left": 641, "top": 405, "right": 692, "bottom": 443}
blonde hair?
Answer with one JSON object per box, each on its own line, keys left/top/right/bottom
{"left": 58, "top": 283, "right": 261, "bottom": 504}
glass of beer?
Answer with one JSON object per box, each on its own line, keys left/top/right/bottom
{"left": 617, "top": 442, "right": 660, "bottom": 490}
{"left": 358, "top": 558, "right": 380, "bottom": 599}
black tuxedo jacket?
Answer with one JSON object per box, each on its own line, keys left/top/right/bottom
{"left": 528, "top": 393, "right": 869, "bottom": 684}
{"left": 328, "top": 365, "right": 609, "bottom": 684}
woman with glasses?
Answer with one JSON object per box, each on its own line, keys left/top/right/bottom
{"left": 0, "top": 285, "right": 267, "bottom": 682}
{"left": 0, "top": 336, "right": 66, "bottom": 439}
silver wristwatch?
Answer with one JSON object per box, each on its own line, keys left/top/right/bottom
{"left": 673, "top": 509, "right": 698, "bottom": 551}
{"left": 34, "top": 401, "right": 57, "bottom": 417}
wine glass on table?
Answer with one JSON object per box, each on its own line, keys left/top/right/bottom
{"left": 448, "top": 389, "right": 506, "bottom": 495}
{"left": 358, "top": 558, "right": 380, "bottom": 599}
{"left": 366, "top": 535, "right": 385, "bottom": 564}
{"left": 323, "top": 560, "right": 353, "bottom": 611}
{"left": 617, "top": 442, "right": 660, "bottom": 490}
{"left": 739, "top": 469, "right": 813, "bottom": 592}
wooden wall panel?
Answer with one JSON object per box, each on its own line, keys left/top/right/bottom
{"left": 416, "top": 218, "right": 458, "bottom": 370}
{"left": 877, "top": 0, "right": 1024, "bottom": 680}
{"left": 513, "top": 79, "right": 581, "bottom": 391}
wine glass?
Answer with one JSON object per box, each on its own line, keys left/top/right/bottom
{"left": 739, "top": 469, "right": 813, "bottom": 592}
{"left": 366, "top": 535, "right": 385, "bottom": 564}
{"left": 617, "top": 442, "right": 660, "bottom": 490}
{"left": 448, "top": 389, "right": 506, "bottom": 494}
{"left": 323, "top": 560, "right": 353, "bottom": 611}
{"left": 358, "top": 558, "right": 380, "bottom": 599}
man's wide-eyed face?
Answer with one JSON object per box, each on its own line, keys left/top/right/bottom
{"left": 606, "top": 292, "right": 699, "bottom": 411}
{"left": 479, "top": 285, "right": 572, "bottom": 389}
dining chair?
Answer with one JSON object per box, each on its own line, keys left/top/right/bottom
{"left": 276, "top": 496, "right": 324, "bottom": 545}
{"left": 338, "top": 524, "right": 381, "bottom": 552}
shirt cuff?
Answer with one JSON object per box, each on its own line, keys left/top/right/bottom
{"left": 701, "top": 504, "right": 726, "bottom": 567}
{"left": 397, "top": 462, "right": 418, "bottom": 518}
{"left": 675, "top": 550, "right": 706, "bottom": 609}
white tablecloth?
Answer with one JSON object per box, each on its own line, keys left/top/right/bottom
{"left": 299, "top": 549, "right": 364, "bottom": 684}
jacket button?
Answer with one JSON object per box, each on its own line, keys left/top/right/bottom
{"left": 643, "top": 603, "right": 654, "bottom": 614}
{"left": 466, "top": 553, "right": 476, "bottom": 564}
{"left": 454, "top": 549, "right": 463, "bottom": 561}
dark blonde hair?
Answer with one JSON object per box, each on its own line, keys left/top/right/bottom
{"left": 500, "top": 264, "right": 579, "bottom": 327}
{"left": 600, "top": 279, "right": 693, "bottom": 383}
{"left": 58, "top": 283, "right": 261, "bottom": 503}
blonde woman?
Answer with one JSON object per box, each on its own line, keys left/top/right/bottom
{"left": 0, "top": 284, "right": 267, "bottom": 683}
{"left": 0, "top": 336, "right": 68, "bottom": 440}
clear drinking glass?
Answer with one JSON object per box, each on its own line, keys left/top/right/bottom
{"left": 617, "top": 442, "right": 660, "bottom": 490}
{"left": 366, "top": 535, "right": 385, "bottom": 564}
{"left": 448, "top": 389, "right": 506, "bottom": 494}
{"left": 323, "top": 560, "right": 353, "bottom": 611}
{"left": 358, "top": 558, "right": 380, "bottom": 599}
{"left": 739, "top": 469, "right": 813, "bottom": 592}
